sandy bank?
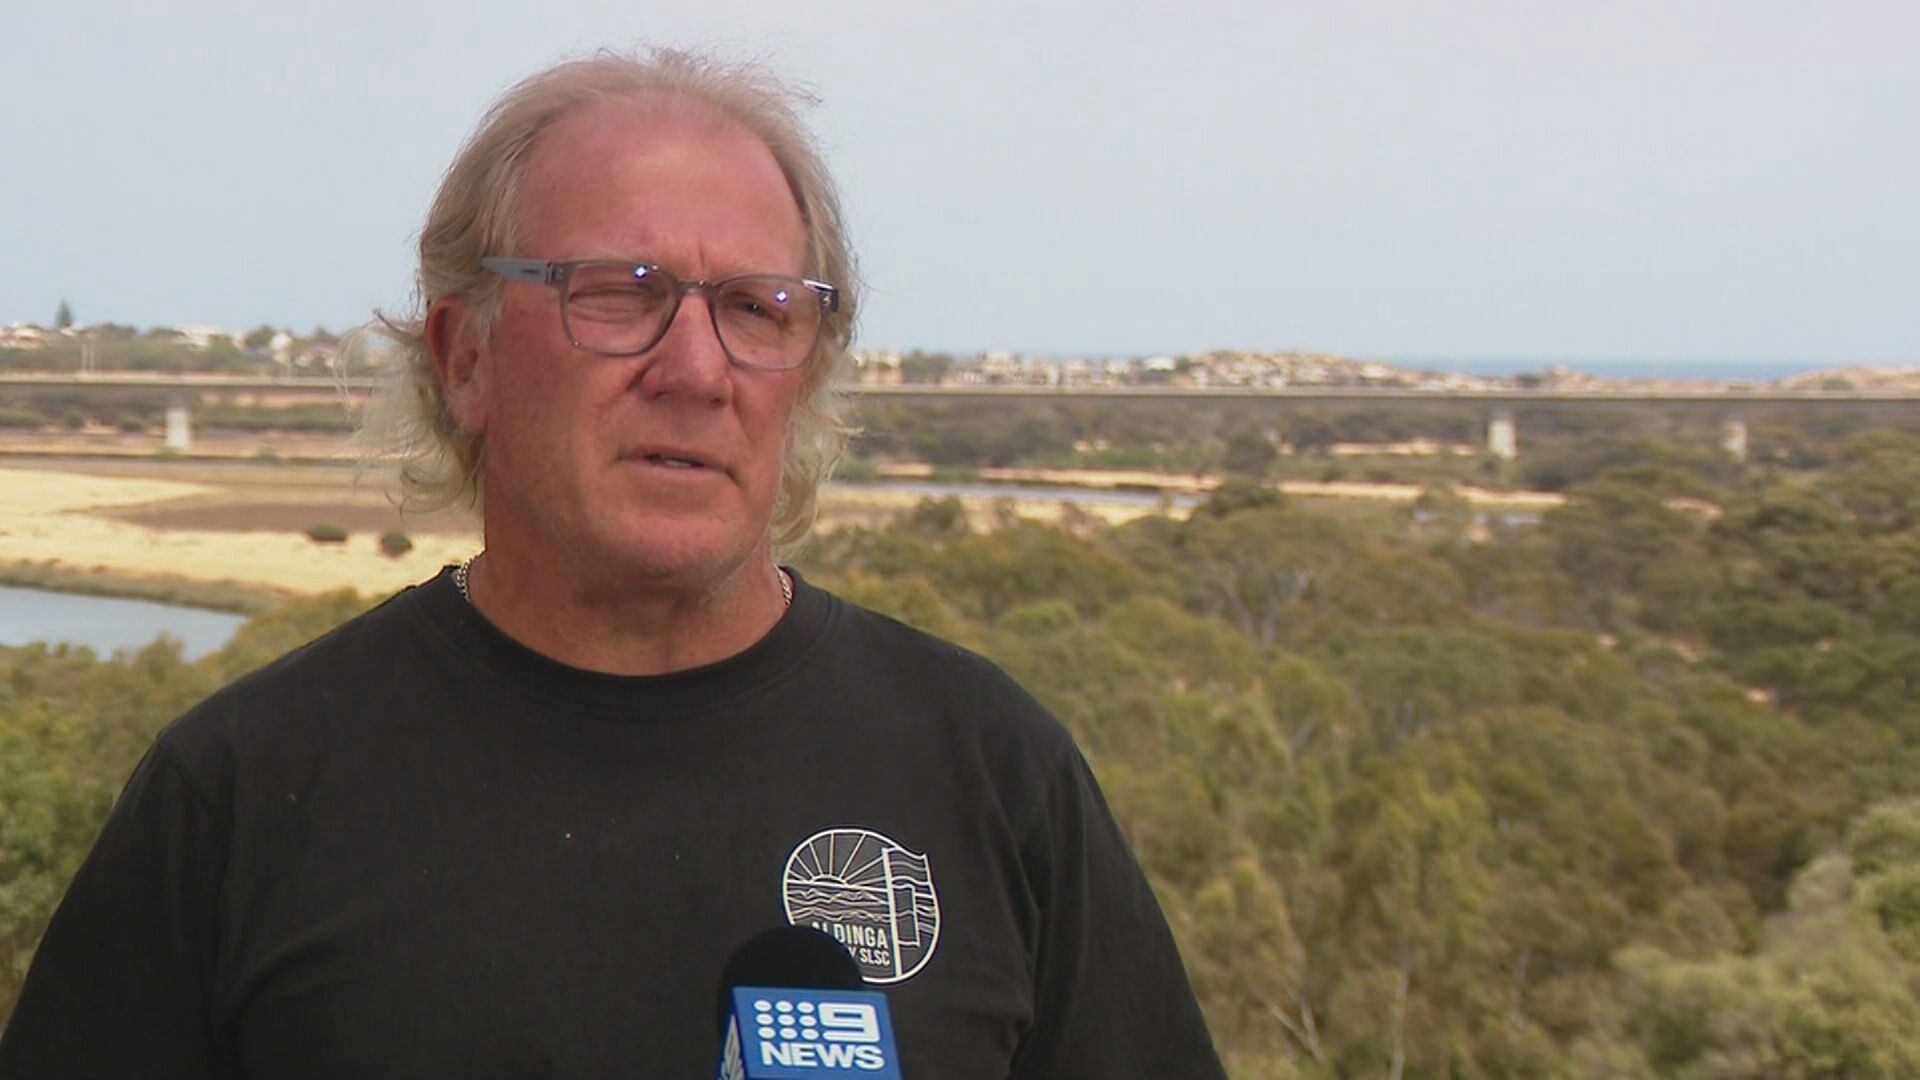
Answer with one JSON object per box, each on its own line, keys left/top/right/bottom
{"left": 0, "top": 464, "right": 478, "bottom": 597}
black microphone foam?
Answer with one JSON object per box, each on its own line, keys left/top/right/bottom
{"left": 714, "top": 925, "right": 865, "bottom": 1036}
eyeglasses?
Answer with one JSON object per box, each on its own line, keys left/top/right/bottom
{"left": 481, "top": 257, "right": 839, "bottom": 371}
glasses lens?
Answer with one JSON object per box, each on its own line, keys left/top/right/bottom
{"left": 563, "top": 263, "right": 676, "bottom": 354}
{"left": 713, "top": 276, "right": 821, "bottom": 369}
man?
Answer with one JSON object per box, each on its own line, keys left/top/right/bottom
{"left": 1, "top": 49, "right": 1224, "bottom": 1078}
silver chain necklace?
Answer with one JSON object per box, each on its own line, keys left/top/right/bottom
{"left": 453, "top": 555, "right": 791, "bottom": 609}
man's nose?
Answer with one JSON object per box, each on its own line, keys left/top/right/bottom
{"left": 635, "top": 289, "right": 733, "bottom": 402}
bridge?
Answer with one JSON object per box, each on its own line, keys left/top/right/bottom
{"left": 3, "top": 373, "right": 1912, "bottom": 462}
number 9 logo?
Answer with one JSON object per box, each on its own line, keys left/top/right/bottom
{"left": 818, "top": 1002, "right": 880, "bottom": 1043}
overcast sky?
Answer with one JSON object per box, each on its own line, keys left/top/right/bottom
{"left": 4, "top": 1, "right": 1915, "bottom": 365}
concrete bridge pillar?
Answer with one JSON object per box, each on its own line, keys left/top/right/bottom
{"left": 1722, "top": 417, "right": 1749, "bottom": 463}
{"left": 1487, "top": 408, "right": 1517, "bottom": 461}
{"left": 164, "top": 396, "right": 192, "bottom": 451}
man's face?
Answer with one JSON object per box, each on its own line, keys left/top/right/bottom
{"left": 460, "top": 99, "right": 809, "bottom": 592}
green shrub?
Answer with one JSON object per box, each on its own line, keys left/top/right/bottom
{"left": 834, "top": 455, "right": 878, "bottom": 483}
{"left": 378, "top": 530, "right": 414, "bottom": 558}
{"left": 305, "top": 523, "right": 349, "bottom": 544}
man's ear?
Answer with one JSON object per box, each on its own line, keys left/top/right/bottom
{"left": 427, "top": 298, "right": 488, "bottom": 435}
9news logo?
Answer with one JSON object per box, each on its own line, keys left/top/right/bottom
{"left": 722, "top": 987, "right": 902, "bottom": 1079}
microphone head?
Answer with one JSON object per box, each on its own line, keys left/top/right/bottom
{"left": 715, "top": 925, "right": 863, "bottom": 1034}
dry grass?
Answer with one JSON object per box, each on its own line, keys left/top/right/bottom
{"left": 814, "top": 486, "right": 1160, "bottom": 532}
{"left": 1278, "top": 479, "right": 1563, "bottom": 509}
{"left": 877, "top": 462, "right": 1214, "bottom": 494}
{"left": 2, "top": 448, "right": 1560, "bottom": 601}
{"left": 0, "top": 458, "right": 1161, "bottom": 598}
{"left": 0, "top": 463, "right": 478, "bottom": 598}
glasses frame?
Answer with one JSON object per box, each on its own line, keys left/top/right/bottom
{"left": 480, "top": 256, "right": 840, "bottom": 371}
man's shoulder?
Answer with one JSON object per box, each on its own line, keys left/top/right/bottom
{"left": 157, "top": 580, "right": 441, "bottom": 773}
{"left": 825, "top": 592, "right": 1033, "bottom": 693}
{"left": 247, "top": 583, "right": 431, "bottom": 675}
{"left": 813, "top": 588, "right": 1076, "bottom": 757}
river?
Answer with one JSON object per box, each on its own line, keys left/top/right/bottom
{"left": 0, "top": 585, "right": 247, "bottom": 661}
{"left": 0, "top": 480, "right": 1164, "bottom": 664}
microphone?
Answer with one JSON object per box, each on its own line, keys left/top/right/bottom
{"left": 715, "top": 925, "right": 903, "bottom": 1079}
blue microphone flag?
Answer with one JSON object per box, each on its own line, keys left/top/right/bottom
{"left": 718, "top": 986, "right": 902, "bottom": 1079}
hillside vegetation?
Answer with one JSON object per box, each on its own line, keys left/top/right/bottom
{"left": 5, "top": 432, "right": 1919, "bottom": 1076}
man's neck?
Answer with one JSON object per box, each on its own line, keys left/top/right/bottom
{"left": 458, "top": 546, "right": 789, "bottom": 676}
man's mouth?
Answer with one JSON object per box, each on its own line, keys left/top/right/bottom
{"left": 643, "top": 452, "right": 706, "bottom": 470}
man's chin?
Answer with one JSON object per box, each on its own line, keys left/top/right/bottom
{"left": 592, "top": 525, "right": 767, "bottom": 589}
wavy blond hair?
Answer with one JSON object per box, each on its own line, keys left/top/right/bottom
{"left": 349, "top": 47, "right": 859, "bottom": 549}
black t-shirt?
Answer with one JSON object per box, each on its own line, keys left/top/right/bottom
{"left": 1, "top": 569, "right": 1224, "bottom": 1079}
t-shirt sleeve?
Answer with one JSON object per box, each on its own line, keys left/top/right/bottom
{"left": 0, "top": 738, "right": 234, "bottom": 1079}
{"left": 1009, "top": 744, "right": 1226, "bottom": 1080}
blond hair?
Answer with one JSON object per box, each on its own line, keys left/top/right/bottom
{"left": 349, "top": 47, "right": 858, "bottom": 549}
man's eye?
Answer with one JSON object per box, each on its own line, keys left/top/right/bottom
{"left": 571, "top": 285, "right": 666, "bottom": 314}
{"left": 725, "top": 293, "right": 787, "bottom": 324}
{"left": 577, "top": 284, "right": 654, "bottom": 300}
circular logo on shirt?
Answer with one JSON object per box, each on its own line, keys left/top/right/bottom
{"left": 782, "top": 827, "right": 941, "bottom": 984}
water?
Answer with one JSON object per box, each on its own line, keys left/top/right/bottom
{"left": 0, "top": 585, "right": 246, "bottom": 660}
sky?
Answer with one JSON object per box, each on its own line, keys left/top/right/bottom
{"left": 3, "top": 1, "right": 1916, "bottom": 367}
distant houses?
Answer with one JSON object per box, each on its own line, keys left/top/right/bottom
{"left": 0, "top": 323, "right": 50, "bottom": 350}
{"left": 0, "top": 321, "right": 342, "bottom": 373}
{"left": 168, "top": 325, "right": 241, "bottom": 351}
{"left": 848, "top": 346, "right": 1499, "bottom": 392}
